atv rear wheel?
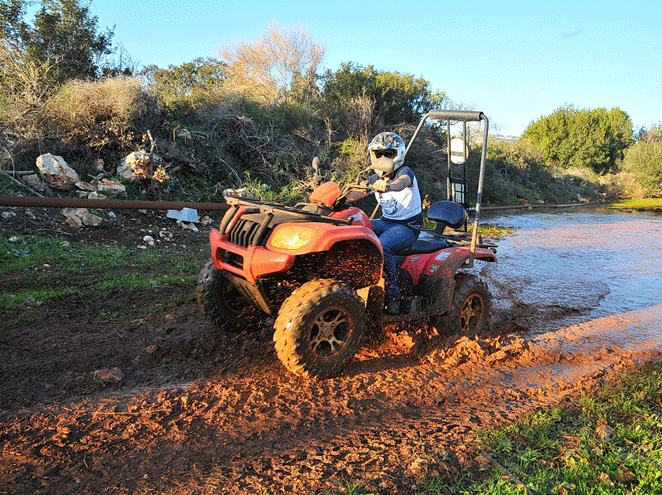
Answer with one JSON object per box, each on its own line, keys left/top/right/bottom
{"left": 274, "top": 279, "right": 366, "bottom": 378}
{"left": 196, "top": 259, "right": 259, "bottom": 333}
{"left": 433, "top": 273, "right": 491, "bottom": 337}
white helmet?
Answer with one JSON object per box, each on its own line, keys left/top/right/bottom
{"left": 368, "top": 132, "right": 406, "bottom": 177}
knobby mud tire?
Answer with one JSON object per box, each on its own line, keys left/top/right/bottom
{"left": 433, "top": 273, "right": 491, "bottom": 337}
{"left": 274, "top": 279, "right": 367, "bottom": 378}
{"left": 196, "top": 259, "right": 259, "bottom": 334}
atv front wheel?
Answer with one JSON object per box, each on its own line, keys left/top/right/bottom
{"left": 274, "top": 279, "right": 366, "bottom": 378}
{"left": 433, "top": 273, "right": 491, "bottom": 337}
{"left": 196, "top": 259, "right": 259, "bottom": 333}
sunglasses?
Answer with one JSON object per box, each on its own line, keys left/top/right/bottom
{"left": 373, "top": 150, "right": 397, "bottom": 159}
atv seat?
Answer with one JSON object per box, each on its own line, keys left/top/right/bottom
{"left": 427, "top": 200, "right": 467, "bottom": 233}
{"left": 404, "top": 231, "right": 451, "bottom": 255}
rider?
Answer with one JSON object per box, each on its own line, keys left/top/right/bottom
{"left": 347, "top": 132, "right": 423, "bottom": 314}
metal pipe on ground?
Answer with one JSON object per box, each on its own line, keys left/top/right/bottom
{"left": 0, "top": 195, "right": 596, "bottom": 214}
{"left": 0, "top": 195, "right": 230, "bottom": 212}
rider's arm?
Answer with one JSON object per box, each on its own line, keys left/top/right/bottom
{"left": 374, "top": 174, "right": 412, "bottom": 193}
{"left": 345, "top": 190, "right": 369, "bottom": 203}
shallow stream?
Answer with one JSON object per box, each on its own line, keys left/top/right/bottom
{"left": 480, "top": 207, "right": 662, "bottom": 335}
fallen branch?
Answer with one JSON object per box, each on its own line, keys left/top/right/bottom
{"left": 480, "top": 450, "right": 534, "bottom": 495}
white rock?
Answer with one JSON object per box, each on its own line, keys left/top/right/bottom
{"left": 117, "top": 151, "right": 162, "bottom": 181}
{"left": 64, "top": 213, "right": 83, "bottom": 228}
{"left": 36, "top": 154, "right": 79, "bottom": 191}
{"left": 158, "top": 230, "right": 173, "bottom": 241}
{"left": 142, "top": 235, "right": 155, "bottom": 246}
{"left": 61, "top": 208, "right": 103, "bottom": 227}
{"left": 87, "top": 191, "right": 107, "bottom": 200}
{"left": 22, "top": 174, "right": 46, "bottom": 192}
{"left": 97, "top": 178, "right": 126, "bottom": 195}
{"left": 223, "top": 187, "right": 252, "bottom": 199}
{"left": 76, "top": 178, "right": 126, "bottom": 196}
{"left": 177, "top": 219, "right": 199, "bottom": 232}
{"left": 24, "top": 296, "right": 43, "bottom": 307}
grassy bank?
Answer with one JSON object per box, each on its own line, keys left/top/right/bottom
{"left": 465, "top": 361, "right": 662, "bottom": 494}
{"left": 607, "top": 198, "right": 662, "bottom": 211}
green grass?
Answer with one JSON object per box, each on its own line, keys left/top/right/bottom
{"left": 440, "top": 362, "right": 662, "bottom": 494}
{"left": 0, "top": 234, "right": 205, "bottom": 312}
{"left": 607, "top": 198, "right": 662, "bottom": 210}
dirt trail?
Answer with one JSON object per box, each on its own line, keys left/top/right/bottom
{"left": 2, "top": 302, "right": 661, "bottom": 494}
{"left": 2, "top": 208, "right": 662, "bottom": 494}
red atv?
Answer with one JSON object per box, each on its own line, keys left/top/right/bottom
{"left": 197, "top": 110, "right": 497, "bottom": 378}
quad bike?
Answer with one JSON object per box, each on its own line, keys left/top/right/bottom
{"left": 197, "top": 110, "right": 497, "bottom": 378}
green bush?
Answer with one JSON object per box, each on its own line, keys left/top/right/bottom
{"left": 523, "top": 105, "right": 633, "bottom": 173}
{"left": 622, "top": 141, "right": 662, "bottom": 195}
{"left": 475, "top": 138, "right": 603, "bottom": 205}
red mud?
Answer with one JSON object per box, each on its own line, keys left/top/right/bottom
{"left": 2, "top": 208, "right": 662, "bottom": 494}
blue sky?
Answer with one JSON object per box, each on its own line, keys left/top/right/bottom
{"left": 87, "top": 0, "right": 661, "bottom": 136}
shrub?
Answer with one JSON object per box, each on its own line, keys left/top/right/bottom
{"left": 476, "top": 138, "right": 603, "bottom": 205}
{"left": 523, "top": 105, "right": 633, "bottom": 173}
{"left": 622, "top": 141, "right": 662, "bottom": 196}
{"left": 44, "top": 77, "right": 160, "bottom": 151}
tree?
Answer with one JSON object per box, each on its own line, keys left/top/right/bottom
{"left": 141, "top": 57, "right": 226, "bottom": 108}
{"left": 219, "top": 23, "right": 324, "bottom": 105}
{"left": 522, "top": 105, "right": 633, "bottom": 173}
{"left": 521, "top": 104, "right": 574, "bottom": 166}
{"left": 29, "top": 0, "right": 114, "bottom": 82}
{"left": 0, "top": 0, "right": 29, "bottom": 40}
{"left": 0, "top": 0, "right": 114, "bottom": 86}
{"left": 322, "top": 62, "right": 444, "bottom": 129}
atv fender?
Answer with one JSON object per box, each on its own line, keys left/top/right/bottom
{"left": 421, "top": 247, "right": 496, "bottom": 314}
{"left": 323, "top": 239, "right": 383, "bottom": 288}
{"left": 424, "top": 247, "right": 496, "bottom": 280}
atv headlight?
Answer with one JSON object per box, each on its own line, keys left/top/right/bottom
{"left": 270, "top": 225, "right": 317, "bottom": 250}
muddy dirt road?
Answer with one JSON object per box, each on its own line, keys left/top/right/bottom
{"left": 1, "top": 207, "right": 661, "bottom": 494}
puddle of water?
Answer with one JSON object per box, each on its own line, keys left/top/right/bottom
{"left": 480, "top": 208, "right": 662, "bottom": 334}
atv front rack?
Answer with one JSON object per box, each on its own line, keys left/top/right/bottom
{"left": 220, "top": 195, "right": 352, "bottom": 243}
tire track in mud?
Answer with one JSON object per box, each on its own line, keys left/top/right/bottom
{"left": 142, "top": 303, "right": 662, "bottom": 493}
{"left": 2, "top": 306, "right": 662, "bottom": 494}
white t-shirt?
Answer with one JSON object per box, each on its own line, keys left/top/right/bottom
{"left": 370, "top": 166, "right": 423, "bottom": 225}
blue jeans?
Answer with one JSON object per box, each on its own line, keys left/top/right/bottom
{"left": 372, "top": 219, "right": 419, "bottom": 303}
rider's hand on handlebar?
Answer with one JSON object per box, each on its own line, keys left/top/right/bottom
{"left": 373, "top": 179, "right": 390, "bottom": 193}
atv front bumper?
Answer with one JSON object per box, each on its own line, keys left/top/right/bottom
{"left": 209, "top": 228, "right": 295, "bottom": 284}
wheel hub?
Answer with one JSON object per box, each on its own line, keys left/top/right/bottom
{"left": 310, "top": 307, "right": 350, "bottom": 356}
{"left": 461, "top": 294, "right": 484, "bottom": 331}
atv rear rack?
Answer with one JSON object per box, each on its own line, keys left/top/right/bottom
{"left": 405, "top": 110, "right": 490, "bottom": 268}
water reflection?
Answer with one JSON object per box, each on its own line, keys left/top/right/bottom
{"left": 480, "top": 208, "right": 662, "bottom": 334}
